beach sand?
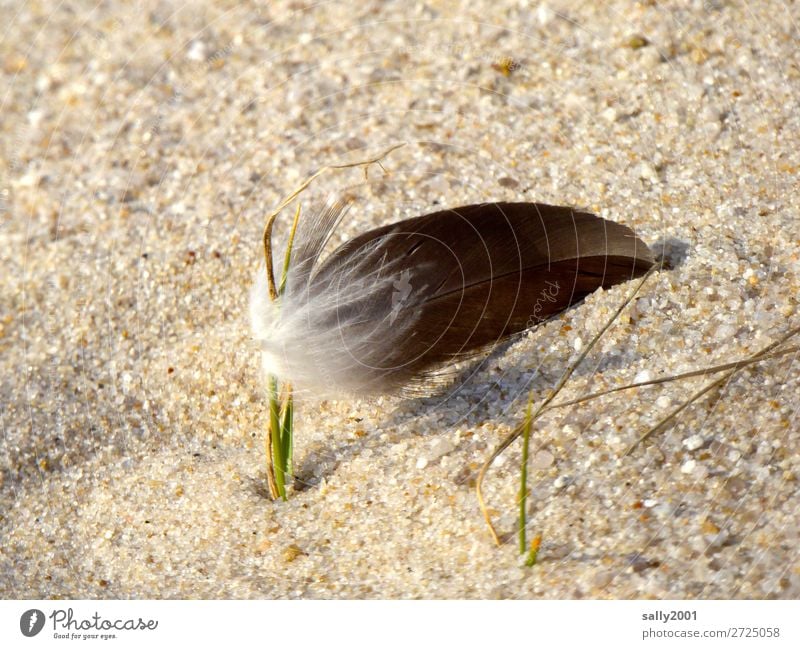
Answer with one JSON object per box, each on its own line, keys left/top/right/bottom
{"left": 1, "top": 0, "right": 799, "bottom": 598}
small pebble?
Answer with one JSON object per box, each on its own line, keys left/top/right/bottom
{"left": 637, "top": 162, "right": 659, "bottom": 183}
{"left": 282, "top": 544, "right": 306, "bottom": 563}
{"left": 554, "top": 475, "right": 571, "bottom": 489}
{"left": 530, "top": 450, "right": 555, "bottom": 470}
{"left": 186, "top": 41, "right": 207, "bottom": 62}
{"left": 683, "top": 435, "right": 705, "bottom": 451}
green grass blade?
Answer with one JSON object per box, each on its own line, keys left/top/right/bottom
{"left": 263, "top": 203, "right": 300, "bottom": 501}
{"left": 278, "top": 203, "right": 301, "bottom": 296}
{"left": 519, "top": 397, "right": 533, "bottom": 554}
{"left": 525, "top": 534, "right": 542, "bottom": 567}
{"left": 280, "top": 394, "right": 294, "bottom": 476}
{"left": 268, "top": 374, "right": 286, "bottom": 500}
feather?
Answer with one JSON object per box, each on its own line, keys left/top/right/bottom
{"left": 250, "top": 200, "right": 654, "bottom": 397}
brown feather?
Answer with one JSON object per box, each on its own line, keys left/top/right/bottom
{"left": 299, "top": 202, "right": 653, "bottom": 394}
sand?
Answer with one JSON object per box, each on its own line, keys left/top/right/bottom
{"left": 1, "top": 0, "right": 799, "bottom": 598}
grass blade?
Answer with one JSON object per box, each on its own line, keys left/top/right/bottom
{"left": 280, "top": 391, "right": 294, "bottom": 476}
{"left": 519, "top": 398, "right": 533, "bottom": 554}
{"left": 268, "top": 374, "right": 286, "bottom": 500}
{"left": 258, "top": 145, "right": 405, "bottom": 500}
{"left": 477, "top": 266, "right": 656, "bottom": 545}
{"left": 278, "top": 204, "right": 302, "bottom": 296}
{"left": 525, "top": 534, "right": 542, "bottom": 567}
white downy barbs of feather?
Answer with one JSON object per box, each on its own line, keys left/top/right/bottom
{"left": 250, "top": 198, "right": 429, "bottom": 398}
{"left": 249, "top": 260, "right": 424, "bottom": 398}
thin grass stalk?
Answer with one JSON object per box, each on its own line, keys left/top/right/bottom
{"left": 271, "top": 204, "right": 301, "bottom": 490}
{"left": 280, "top": 390, "right": 294, "bottom": 475}
{"left": 258, "top": 144, "right": 405, "bottom": 500}
{"left": 624, "top": 322, "right": 800, "bottom": 456}
{"left": 525, "top": 534, "right": 542, "bottom": 567}
{"left": 264, "top": 416, "right": 279, "bottom": 499}
{"left": 279, "top": 204, "right": 302, "bottom": 295}
{"left": 519, "top": 398, "right": 533, "bottom": 554}
{"left": 477, "top": 266, "right": 657, "bottom": 545}
{"left": 546, "top": 343, "right": 800, "bottom": 412}
{"left": 268, "top": 374, "right": 286, "bottom": 500}
{"left": 263, "top": 206, "right": 302, "bottom": 500}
